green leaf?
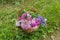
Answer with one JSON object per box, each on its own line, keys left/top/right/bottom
{"left": 48, "top": 28, "right": 54, "bottom": 33}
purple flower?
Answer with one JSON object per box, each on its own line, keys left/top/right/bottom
{"left": 31, "top": 23, "right": 36, "bottom": 27}
{"left": 20, "top": 12, "right": 32, "bottom": 21}
{"left": 19, "top": 12, "right": 42, "bottom": 30}
{"left": 26, "top": 12, "right": 30, "bottom": 14}
{"left": 35, "top": 18, "right": 41, "bottom": 26}
{"left": 20, "top": 13, "right": 26, "bottom": 20}
{"left": 31, "top": 18, "right": 40, "bottom": 27}
{"left": 38, "top": 16, "right": 47, "bottom": 26}
{"left": 21, "top": 22, "right": 26, "bottom": 30}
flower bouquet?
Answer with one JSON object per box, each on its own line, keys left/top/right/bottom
{"left": 16, "top": 7, "right": 47, "bottom": 33}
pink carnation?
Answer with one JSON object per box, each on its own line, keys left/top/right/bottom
{"left": 20, "top": 12, "right": 40, "bottom": 30}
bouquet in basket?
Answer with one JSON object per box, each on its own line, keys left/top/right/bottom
{"left": 16, "top": 8, "right": 47, "bottom": 33}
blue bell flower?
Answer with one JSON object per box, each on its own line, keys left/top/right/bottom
{"left": 37, "top": 16, "right": 47, "bottom": 26}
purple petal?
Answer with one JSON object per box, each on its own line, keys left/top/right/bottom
{"left": 38, "top": 16, "right": 47, "bottom": 26}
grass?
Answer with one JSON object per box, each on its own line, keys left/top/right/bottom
{"left": 0, "top": 0, "right": 60, "bottom": 40}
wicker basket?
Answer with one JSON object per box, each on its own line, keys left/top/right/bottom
{"left": 17, "top": 7, "right": 39, "bottom": 33}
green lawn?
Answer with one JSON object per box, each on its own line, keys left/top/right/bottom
{"left": 0, "top": 0, "right": 60, "bottom": 40}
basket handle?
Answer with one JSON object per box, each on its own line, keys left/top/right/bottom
{"left": 18, "top": 7, "right": 24, "bottom": 20}
{"left": 18, "top": 7, "right": 37, "bottom": 20}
